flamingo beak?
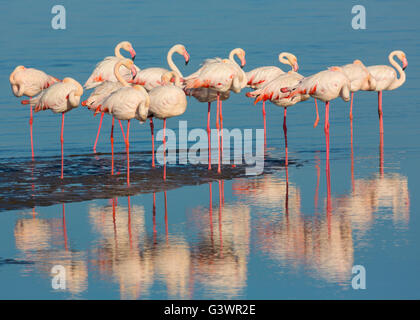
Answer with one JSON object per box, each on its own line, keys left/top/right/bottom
{"left": 130, "top": 48, "right": 136, "bottom": 61}
{"left": 402, "top": 57, "right": 408, "bottom": 70}
{"left": 293, "top": 61, "right": 299, "bottom": 72}
{"left": 131, "top": 65, "right": 137, "bottom": 80}
{"left": 184, "top": 51, "right": 190, "bottom": 65}
{"left": 240, "top": 57, "right": 246, "bottom": 69}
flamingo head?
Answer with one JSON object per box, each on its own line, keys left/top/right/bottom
{"left": 237, "top": 48, "right": 246, "bottom": 68}
{"left": 399, "top": 52, "right": 408, "bottom": 70}
{"left": 173, "top": 44, "right": 190, "bottom": 65}
{"left": 279, "top": 52, "right": 298, "bottom": 72}
{"left": 121, "top": 41, "right": 136, "bottom": 61}
{"left": 121, "top": 59, "right": 137, "bottom": 79}
{"left": 289, "top": 54, "right": 299, "bottom": 72}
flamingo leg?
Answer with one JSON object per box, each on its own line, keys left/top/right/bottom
{"left": 380, "top": 130, "right": 384, "bottom": 178}
{"left": 60, "top": 113, "right": 65, "bottom": 179}
{"left": 209, "top": 182, "right": 214, "bottom": 246}
{"left": 283, "top": 107, "right": 288, "bottom": 166}
{"left": 150, "top": 118, "right": 155, "bottom": 168}
{"left": 378, "top": 91, "right": 383, "bottom": 134}
{"left": 163, "top": 118, "right": 167, "bottom": 180}
{"left": 351, "top": 115, "right": 355, "bottom": 192}
{"left": 262, "top": 100, "right": 267, "bottom": 146}
{"left": 118, "top": 119, "right": 126, "bottom": 143}
{"left": 164, "top": 191, "right": 168, "bottom": 243}
{"left": 207, "top": 102, "right": 211, "bottom": 170}
{"left": 126, "top": 120, "right": 130, "bottom": 186}
{"left": 349, "top": 92, "right": 354, "bottom": 121}
{"left": 313, "top": 98, "right": 319, "bottom": 128}
{"left": 111, "top": 117, "right": 115, "bottom": 175}
{"left": 93, "top": 112, "right": 104, "bottom": 153}
{"left": 220, "top": 98, "right": 224, "bottom": 158}
{"left": 216, "top": 93, "right": 221, "bottom": 174}
{"left": 29, "top": 97, "right": 34, "bottom": 160}
{"left": 324, "top": 101, "right": 330, "bottom": 163}
{"left": 326, "top": 154, "right": 332, "bottom": 237}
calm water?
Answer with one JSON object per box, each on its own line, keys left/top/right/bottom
{"left": 0, "top": 0, "right": 419, "bottom": 299}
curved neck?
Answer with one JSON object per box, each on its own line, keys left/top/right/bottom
{"left": 114, "top": 43, "right": 124, "bottom": 59}
{"left": 68, "top": 83, "right": 83, "bottom": 107}
{"left": 114, "top": 61, "right": 130, "bottom": 87}
{"left": 229, "top": 50, "right": 240, "bottom": 66}
{"left": 279, "top": 53, "right": 293, "bottom": 70}
{"left": 9, "top": 69, "right": 17, "bottom": 85}
{"left": 167, "top": 47, "right": 183, "bottom": 78}
{"left": 388, "top": 51, "right": 406, "bottom": 90}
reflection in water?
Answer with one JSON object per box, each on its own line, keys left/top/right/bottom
{"left": 89, "top": 198, "right": 154, "bottom": 300}
{"left": 14, "top": 205, "right": 88, "bottom": 296}
{"left": 189, "top": 185, "right": 251, "bottom": 299}
{"left": 11, "top": 138, "right": 410, "bottom": 298}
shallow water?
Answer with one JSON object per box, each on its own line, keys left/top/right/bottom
{"left": 0, "top": 0, "right": 420, "bottom": 299}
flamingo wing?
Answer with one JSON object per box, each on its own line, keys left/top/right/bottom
{"left": 132, "top": 67, "right": 169, "bottom": 91}
{"left": 149, "top": 86, "right": 187, "bottom": 119}
{"left": 30, "top": 82, "right": 76, "bottom": 113}
{"left": 246, "top": 66, "right": 284, "bottom": 89}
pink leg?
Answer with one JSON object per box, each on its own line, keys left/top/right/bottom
{"left": 111, "top": 117, "right": 115, "bottom": 175}
{"left": 349, "top": 92, "right": 354, "bottom": 120}
{"left": 380, "top": 130, "right": 384, "bottom": 178}
{"left": 283, "top": 108, "right": 288, "bottom": 166}
{"left": 60, "top": 113, "right": 65, "bottom": 179}
{"left": 262, "top": 100, "right": 267, "bottom": 146}
{"left": 93, "top": 112, "right": 104, "bottom": 152}
{"left": 152, "top": 193, "right": 157, "bottom": 243}
{"left": 220, "top": 99, "right": 224, "bottom": 157}
{"left": 126, "top": 120, "right": 131, "bottom": 186}
{"left": 378, "top": 91, "right": 383, "bottom": 134}
{"left": 163, "top": 118, "right": 167, "bottom": 180}
{"left": 29, "top": 98, "right": 34, "bottom": 160}
{"left": 118, "top": 119, "right": 126, "bottom": 143}
{"left": 207, "top": 102, "right": 211, "bottom": 170}
{"left": 150, "top": 118, "right": 155, "bottom": 167}
{"left": 313, "top": 99, "right": 319, "bottom": 128}
{"left": 324, "top": 101, "right": 330, "bottom": 163}
{"left": 216, "top": 93, "right": 221, "bottom": 174}
{"left": 351, "top": 117, "right": 355, "bottom": 192}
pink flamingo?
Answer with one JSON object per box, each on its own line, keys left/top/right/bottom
{"left": 9, "top": 66, "right": 60, "bottom": 160}
{"left": 246, "top": 52, "right": 298, "bottom": 139}
{"left": 84, "top": 41, "right": 138, "bottom": 89}
{"left": 21, "top": 78, "right": 83, "bottom": 179}
{"left": 132, "top": 44, "right": 189, "bottom": 166}
{"left": 83, "top": 58, "right": 138, "bottom": 155}
{"left": 99, "top": 81, "right": 149, "bottom": 186}
{"left": 283, "top": 67, "right": 351, "bottom": 161}
{"left": 84, "top": 41, "right": 139, "bottom": 151}
{"left": 184, "top": 48, "right": 247, "bottom": 173}
{"left": 364, "top": 50, "right": 407, "bottom": 134}
{"left": 132, "top": 44, "right": 190, "bottom": 91}
{"left": 148, "top": 71, "right": 188, "bottom": 180}
{"left": 246, "top": 71, "right": 309, "bottom": 164}
{"left": 340, "top": 60, "right": 375, "bottom": 120}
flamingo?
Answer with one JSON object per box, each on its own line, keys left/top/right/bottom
{"left": 364, "top": 50, "right": 407, "bottom": 134}
{"left": 283, "top": 67, "right": 351, "bottom": 162}
{"left": 82, "top": 58, "right": 138, "bottom": 155}
{"left": 84, "top": 41, "right": 138, "bottom": 89}
{"left": 9, "top": 66, "right": 60, "bottom": 159}
{"left": 21, "top": 78, "right": 83, "bottom": 179}
{"left": 184, "top": 48, "right": 247, "bottom": 173}
{"left": 245, "top": 52, "right": 299, "bottom": 142}
{"left": 99, "top": 80, "right": 150, "bottom": 186}
{"left": 246, "top": 71, "right": 309, "bottom": 164}
{"left": 148, "top": 71, "right": 188, "bottom": 180}
{"left": 340, "top": 60, "right": 376, "bottom": 121}
{"left": 132, "top": 44, "right": 190, "bottom": 91}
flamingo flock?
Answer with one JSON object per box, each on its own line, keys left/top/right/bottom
{"left": 10, "top": 41, "right": 408, "bottom": 186}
